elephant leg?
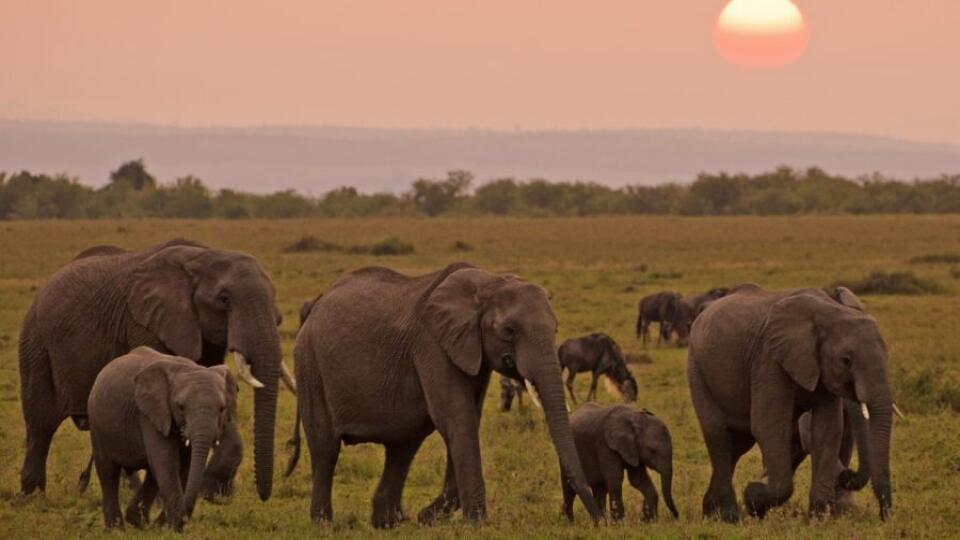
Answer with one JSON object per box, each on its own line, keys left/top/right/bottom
{"left": 436, "top": 416, "right": 485, "bottom": 521}
{"left": 808, "top": 398, "right": 843, "bottom": 517}
{"left": 587, "top": 372, "right": 599, "bottom": 402}
{"left": 372, "top": 438, "right": 424, "bottom": 528}
{"left": 126, "top": 470, "right": 157, "bottom": 528}
{"left": 628, "top": 467, "right": 659, "bottom": 521}
{"left": 591, "top": 484, "right": 608, "bottom": 518}
{"left": 561, "top": 471, "right": 576, "bottom": 521}
{"left": 94, "top": 452, "right": 124, "bottom": 529}
{"left": 20, "top": 414, "right": 63, "bottom": 495}
{"left": 603, "top": 466, "right": 626, "bottom": 521}
{"left": 303, "top": 410, "right": 341, "bottom": 524}
{"left": 690, "top": 366, "right": 747, "bottom": 522}
{"left": 565, "top": 371, "right": 578, "bottom": 405}
{"left": 142, "top": 428, "right": 186, "bottom": 532}
{"left": 418, "top": 452, "right": 460, "bottom": 524}
{"left": 745, "top": 428, "right": 796, "bottom": 519}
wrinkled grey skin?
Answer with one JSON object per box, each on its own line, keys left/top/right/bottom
{"left": 559, "top": 333, "right": 638, "bottom": 404}
{"left": 88, "top": 347, "right": 236, "bottom": 531}
{"left": 687, "top": 284, "right": 893, "bottom": 522}
{"left": 685, "top": 287, "right": 730, "bottom": 318}
{"left": 563, "top": 404, "right": 678, "bottom": 522}
{"left": 636, "top": 292, "right": 694, "bottom": 346}
{"left": 294, "top": 263, "right": 602, "bottom": 527}
{"left": 281, "top": 295, "right": 321, "bottom": 478}
{"left": 498, "top": 375, "right": 528, "bottom": 412}
{"left": 19, "top": 239, "right": 283, "bottom": 501}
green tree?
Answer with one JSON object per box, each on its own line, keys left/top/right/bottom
{"left": 411, "top": 170, "right": 472, "bottom": 216}
{"left": 108, "top": 159, "right": 156, "bottom": 191}
{"left": 473, "top": 178, "right": 519, "bottom": 215}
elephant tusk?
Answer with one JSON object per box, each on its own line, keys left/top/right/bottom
{"left": 893, "top": 403, "right": 906, "bottom": 419}
{"left": 185, "top": 438, "right": 191, "bottom": 447}
{"left": 234, "top": 352, "right": 265, "bottom": 389}
{"left": 280, "top": 362, "right": 297, "bottom": 395}
{"left": 860, "top": 402, "right": 870, "bottom": 420}
{"left": 524, "top": 380, "right": 543, "bottom": 409}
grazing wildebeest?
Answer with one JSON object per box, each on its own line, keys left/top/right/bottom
{"left": 635, "top": 292, "right": 695, "bottom": 346}
{"left": 685, "top": 287, "right": 730, "bottom": 317}
{"left": 558, "top": 333, "right": 638, "bottom": 404}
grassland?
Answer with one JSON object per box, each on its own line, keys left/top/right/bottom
{"left": 0, "top": 216, "right": 958, "bottom": 539}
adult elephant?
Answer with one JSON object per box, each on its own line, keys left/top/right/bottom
{"left": 295, "top": 262, "right": 602, "bottom": 527}
{"left": 19, "top": 238, "right": 285, "bottom": 501}
{"left": 687, "top": 284, "right": 893, "bottom": 522}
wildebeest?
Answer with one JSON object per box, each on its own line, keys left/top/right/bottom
{"left": 635, "top": 292, "right": 695, "bottom": 346}
{"left": 558, "top": 333, "right": 638, "bottom": 404}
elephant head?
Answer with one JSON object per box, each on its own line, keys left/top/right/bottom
{"left": 765, "top": 291, "right": 893, "bottom": 519}
{"left": 127, "top": 242, "right": 284, "bottom": 500}
{"left": 134, "top": 361, "right": 237, "bottom": 516}
{"left": 603, "top": 409, "right": 679, "bottom": 518}
{"left": 424, "top": 267, "right": 602, "bottom": 521}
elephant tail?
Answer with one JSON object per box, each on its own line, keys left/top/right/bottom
{"left": 77, "top": 454, "right": 94, "bottom": 493}
{"left": 283, "top": 404, "right": 301, "bottom": 478}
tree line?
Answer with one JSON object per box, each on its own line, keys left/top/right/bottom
{"left": 1, "top": 160, "right": 958, "bottom": 220}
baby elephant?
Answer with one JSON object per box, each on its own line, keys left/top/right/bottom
{"left": 563, "top": 404, "right": 678, "bottom": 522}
{"left": 88, "top": 347, "right": 237, "bottom": 531}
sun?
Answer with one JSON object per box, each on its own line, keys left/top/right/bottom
{"left": 713, "top": 0, "right": 810, "bottom": 70}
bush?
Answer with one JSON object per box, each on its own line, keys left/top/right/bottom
{"left": 910, "top": 253, "right": 960, "bottom": 264}
{"left": 282, "top": 235, "right": 343, "bottom": 253}
{"left": 451, "top": 240, "right": 474, "bottom": 252}
{"left": 829, "top": 271, "right": 946, "bottom": 295}
{"left": 369, "top": 237, "right": 415, "bottom": 256}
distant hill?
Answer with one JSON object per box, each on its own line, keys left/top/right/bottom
{"left": 2, "top": 120, "right": 958, "bottom": 193}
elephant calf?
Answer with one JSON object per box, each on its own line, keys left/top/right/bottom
{"left": 562, "top": 404, "right": 678, "bottom": 522}
{"left": 88, "top": 347, "right": 237, "bottom": 531}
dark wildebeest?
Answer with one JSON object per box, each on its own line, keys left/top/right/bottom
{"left": 558, "top": 333, "right": 638, "bottom": 404}
{"left": 498, "top": 375, "right": 539, "bottom": 411}
{"left": 635, "top": 292, "right": 695, "bottom": 346}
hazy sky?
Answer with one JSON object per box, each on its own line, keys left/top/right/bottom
{"left": 1, "top": 1, "right": 958, "bottom": 143}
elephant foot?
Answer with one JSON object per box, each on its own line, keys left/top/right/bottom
{"left": 703, "top": 496, "right": 740, "bottom": 523}
{"left": 743, "top": 482, "right": 772, "bottom": 519}
{"left": 808, "top": 498, "right": 839, "bottom": 519}
{"left": 371, "top": 506, "right": 406, "bottom": 529}
{"left": 125, "top": 504, "right": 148, "bottom": 529}
{"left": 417, "top": 493, "right": 460, "bottom": 525}
{"left": 201, "top": 481, "right": 234, "bottom": 504}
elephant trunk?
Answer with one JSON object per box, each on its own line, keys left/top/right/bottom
{"left": 251, "top": 337, "right": 281, "bottom": 501}
{"left": 232, "top": 300, "right": 283, "bottom": 502}
{"left": 658, "top": 459, "right": 679, "bottom": 519}
{"left": 523, "top": 339, "right": 602, "bottom": 523}
{"left": 840, "top": 399, "right": 871, "bottom": 491}
{"left": 183, "top": 435, "right": 214, "bottom": 517}
{"left": 866, "top": 397, "right": 893, "bottom": 520}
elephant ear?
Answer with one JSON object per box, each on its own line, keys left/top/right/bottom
{"left": 604, "top": 414, "right": 640, "bottom": 467}
{"left": 128, "top": 247, "right": 203, "bottom": 361}
{"left": 830, "top": 286, "right": 866, "bottom": 313}
{"left": 424, "top": 268, "right": 497, "bottom": 376}
{"left": 765, "top": 294, "right": 823, "bottom": 392}
{"left": 210, "top": 365, "right": 238, "bottom": 421}
{"left": 134, "top": 363, "right": 174, "bottom": 436}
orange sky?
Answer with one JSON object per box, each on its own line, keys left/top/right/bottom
{"left": 1, "top": 1, "right": 958, "bottom": 143}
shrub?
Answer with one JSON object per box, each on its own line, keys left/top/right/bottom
{"left": 829, "top": 271, "right": 946, "bottom": 295}
{"left": 282, "top": 235, "right": 343, "bottom": 253}
{"left": 369, "top": 237, "right": 415, "bottom": 256}
{"left": 910, "top": 253, "right": 960, "bottom": 264}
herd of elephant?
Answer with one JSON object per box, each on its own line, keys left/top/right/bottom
{"left": 15, "top": 238, "right": 897, "bottom": 532}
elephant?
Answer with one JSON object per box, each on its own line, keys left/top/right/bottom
{"left": 293, "top": 262, "right": 602, "bottom": 527}
{"left": 636, "top": 292, "right": 694, "bottom": 346}
{"left": 562, "top": 403, "right": 678, "bottom": 522}
{"left": 684, "top": 287, "right": 730, "bottom": 317}
{"left": 687, "top": 283, "right": 894, "bottom": 522}
{"left": 558, "top": 333, "right": 638, "bottom": 404}
{"left": 18, "top": 238, "right": 292, "bottom": 501}
{"left": 87, "top": 347, "right": 237, "bottom": 531}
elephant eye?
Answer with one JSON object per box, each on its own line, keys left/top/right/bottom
{"left": 217, "top": 291, "right": 230, "bottom": 307}
{"left": 500, "top": 325, "right": 516, "bottom": 340}
{"left": 840, "top": 355, "right": 853, "bottom": 368}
